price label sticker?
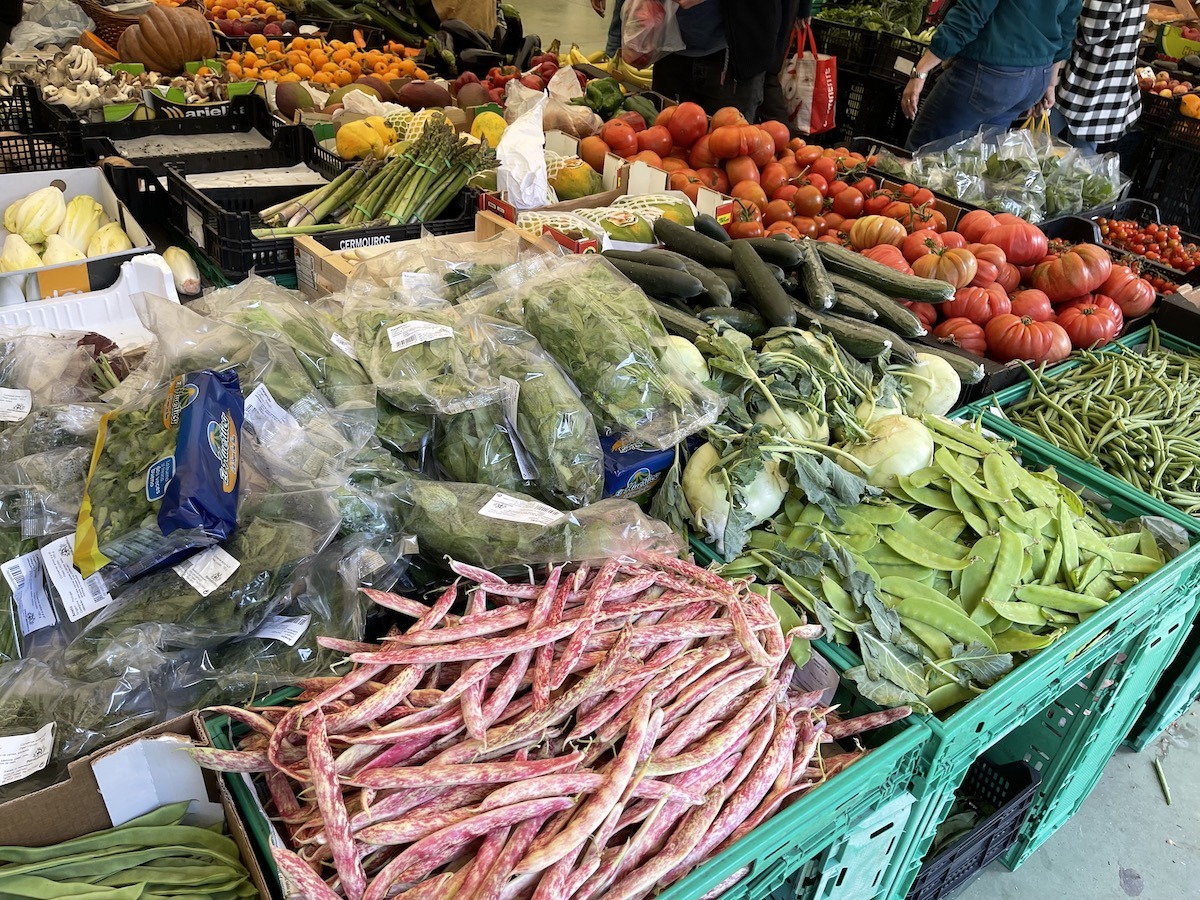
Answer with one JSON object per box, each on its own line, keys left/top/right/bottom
{"left": 387, "top": 320, "right": 454, "bottom": 352}
{"left": 0, "top": 388, "right": 32, "bottom": 423}
{"left": 478, "top": 492, "right": 565, "bottom": 527}
{"left": 173, "top": 546, "right": 240, "bottom": 597}
{"left": 41, "top": 535, "right": 112, "bottom": 623}
{"left": 252, "top": 614, "right": 312, "bottom": 647}
{"left": 1, "top": 551, "right": 55, "bottom": 636}
{"left": 0, "top": 723, "right": 55, "bottom": 786}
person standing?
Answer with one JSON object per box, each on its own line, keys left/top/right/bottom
{"left": 900, "top": 0, "right": 1083, "bottom": 150}
{"left": 1047, "top": 0, "right": 1150, "bottom": 154}
{"left": 591, "top": 0, "right": 627, "bottom": 58}
{"left": 757, "top": 0, "right": 812, "bottom": 124}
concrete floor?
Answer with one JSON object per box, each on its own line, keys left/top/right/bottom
{"left": 509, "top": 4, "right": 1200, "bottom": 897}
{"left": 960, "top": 704, "right": 1199, "bottom": 900}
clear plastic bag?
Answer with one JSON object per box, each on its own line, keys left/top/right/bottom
{"left": 472, "top": 255, "right": 723, "bottom": 449}
{"left": 621, "top": 0, "right": 685, "bottom": 68}
{"left": 1076, "top": 151, "right": 1129, "bottom": 209}
{"left": 389, "top": 475, "right": 682, "bottom": 572}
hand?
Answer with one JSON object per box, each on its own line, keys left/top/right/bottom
{"left": 1040, "top": 84, "right": 1056, "bottom": 113}
{"left": 799, "top": 16, "right": 811, "bottom": 27}
{"left": 591, "top": 0, "right": 605, "bottom": 14}
{"left": 902, "top": 77, "right": 924, "bottom": 120}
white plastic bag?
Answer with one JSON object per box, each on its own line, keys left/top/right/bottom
{"left": 621, "top": 0, "right": 684, "bottom": 68}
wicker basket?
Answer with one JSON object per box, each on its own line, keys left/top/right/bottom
{"left": 77, "top": 0, "right": 204, "bottom": 48}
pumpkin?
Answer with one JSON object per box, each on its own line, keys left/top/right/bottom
{"left": 80, "top": 31, "right": 120, "bottom": 66}
{"left": 118, "top": 6, "right": 216, "bottom": 75}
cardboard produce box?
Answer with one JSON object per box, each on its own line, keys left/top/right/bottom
{"left": 0, "top": 712, "right": 271, "bottom": 897}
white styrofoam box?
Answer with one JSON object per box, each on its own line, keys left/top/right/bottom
{"left": 0, "top": 166, "right": 155, "bottom": 301}
{"left": 0, "top": 254, "right": 179, "bottom": 348}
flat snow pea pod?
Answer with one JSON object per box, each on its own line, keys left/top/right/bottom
{"left": 875, "top": 563, "right": 937, "bottom": 584}
{"left": 983, "top": 452, "right": 1016, "bottom": 500}
{"left": 882, "top": 529, "right": 974, "bottom": 571}
{"left": 828, "top": 508, "right": 877, "bottom": 536}
{"left": 784, "top": 523, "right": 817, "bottom": 550}
{"left": 835, "top": 530, "right": 879, "bottom": 553}
{"left": 897, "top": 596, "right": 998, "bottom": 650}
{"left": 1110, "top": 551, "right": 1162, "bottom": 574}
{"left": 797, "top": 504, "right": 827, "bottom": 526}
{"left": 969, "top": 600, "right": 998, "bottom": 628}
{"left": 948, "top": 481, "right": 992, "bottom": 538}
{"left": 1028, "top": 537, "right": 1046, "bottom": 581}
{"left": 981, "top": 524, "right": 1025, "bottom": 608}
{"left": 820, "top": 573, "right": 858, "bottom": 620}
{"left": 994, "top": 627, "right": 1063, "bottom": 653}
{"left": 1074, "top": 525, "right": 1115, "bottom": 562}
{"left": 1057, "top": 499, "right": 1079, "bottom": 578}
{"left": 974, "top": 494, "right": 1003, "bottom": 534}
{"left": 998, "top": 501, "right": 1035, "bottom": 532}
{"left": 933, "top": 514, "right": 969, "bottom": 543}
{"left": 1043, "top": 609, "right": 1078, "bottom": 625}
{"left": 930, "top": 431, "right": 989, "bottom": 458}
{"left": 896, "top": 477, "right": 959, "bottom": 511}
{"left": 866, "top": 541, "right": 917, "bottom": 566}
{"left": 893, "top": 512, "right": 970, "bottom": 561}
{"left": 959, "top": 535, "right": 1000, "bottom": 612}
{"left": 1069, "top": 556, "right": 1106, "bottom": 593}
{"left": 985, "top": 600, "right": 1049, "bottom": 627}
{"left": 936, "top": 447, "right": 1006, "bottom": 503}
{"left": 1084, "top": 574, "right": 1119, "bottom": 601}
{"left": 1040, "top": 537, "right": 1063, "bottom": 587}
{"left": 900, "top": 618, "right": 954, "bottom": 660}
{"left": 783, "top": 495, "right": 807, "bottom": 523}
{"left": 1015, "top": 469, "right": 1060, "bottom": 509}
{"left": 926, "top": 681, "right": 978, "bottom": 713}
{"left": 848, "top": 551, "right": 881, "bottom": 583}
{"left": 1017, "top": 585, "right": 1108, "bottom": 614}
{"left": 1021, "top": 551, "right": 1033, "bottom": 582}
{"left": 1103, "top": 532, "right": 1142, "bottom": 553}
{"left": 881, "top": 576, "right": 962, "bottom": 614}
{"left": 1139, "top": 528, "right": 1164, "bottom": 564}
{"left": 854, "top": 502, "right": 907, "bottom": 526}
{"left": 990, "top": 616, "right": 1013, "bottom": 635}
{"left": 956, "top": 454, "right": 982, "bottom": 477}
{"left": 748, "top": 531, "right": 783, "bottom": 551}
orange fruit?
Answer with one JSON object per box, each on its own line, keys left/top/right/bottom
{"left": 259, "top": 69, "right": 278, "bottom": 81}
{"left": 331, "top": 47, "right": 351, "bottom": 63}
{"left": 277, "top": 72, "right": 300, "bottom": 83}
{"left": 311, "top": 72, "right": 332, "bottom": 85}
{"left": 285, "top": 51, "right": 302, "bottom": 66}
{"left": 225, "top": 60, "right": 243, "bottom": 77}
{"left": 397, "top": 58, "right": 415, "bottom": 75}
{"left": 265, "top": 39, "right": 282, "bottom": 53}
{"left": 227, "top": 9, "right": 241, "bottom": 19}
{"left": 292, "top": 62, "right": 314, "bottom": 79}
{"left": 320, "top": 61, "right": 339, "bottom": 74}
{"left": 342, "top": 60, "right": 361, "bottom": 78}
{"left": 413, "top": 68, "right": 428, "bottom": 81}
{"left": 309, "top": 51, "right": 328, "bottom": 68}
{"left": 247, "top": 33, "right": 266, "bottom": 50}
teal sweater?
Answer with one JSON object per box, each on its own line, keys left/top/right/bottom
{"left": 930, "top": 0, "right": 1083, "bottom": 67}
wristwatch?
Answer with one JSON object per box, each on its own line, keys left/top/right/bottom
{"left": 910, "top": 70, "right": 928, "bottom": 81}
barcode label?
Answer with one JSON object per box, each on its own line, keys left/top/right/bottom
{"left": 40, "top": 535, "right": 112, "bottom": 623}
{"left": 1, "top": 551, "right": 56, "bottom": 636}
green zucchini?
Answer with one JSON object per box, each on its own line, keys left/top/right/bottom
{"left": 764, "top": 262, "right": 786, "bottom": 284}
{"left": 743, "top": 237, "right": 803, "bottom": 268}
{"left": 693, "top": 214, "right": 732, "bottom": 244}
{"left": 830, "top": 291, "right": 879, "bottom": 321}
{"left": 650, "top": 298, "right": 711, "bottom": 340}
{"left": 807, "top": 309, "right": 891, "bottom": 359}
{"left": 602, "top": 249, "right": 689, "bottom": 271}
{"left": 697, "top": 306, "right": 767, "bottom": 337}
{"left": 795, "top": 240, "right": 837, "bottom": 310}
{"left": 731, "top": 240, "right": 796, "bottom": 327}
{"left": 709, "top": 267, "right": 743, "bottom": 297}
{"left": 606, "top": 258, "right": 704, "bottom": 300}
{"left": 829, "top": 274, "right": 927, "bottom": 337}
{"left": 654, "top": 218, "right": 734, "bottom": 268}
{"left": 813, "top": 241, "right": 955, "bottom": 302}
{"left": 653, "top": 249, "right": 733, "bottom": 307}
{"left": 917, "top": 342, "right": 986, "bottom": 385}
{"left": 826, "top": 310, "right": 921, "bottom": 363}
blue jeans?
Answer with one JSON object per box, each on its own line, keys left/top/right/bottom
{"left": 906, "top": 58, "right": 1054, "bottom": 151}
{"left": 606, "top": 0, "right": 625, "bottom": 57}
{"left": 1048, "top": 106, "right": 1098, "bottom": 155}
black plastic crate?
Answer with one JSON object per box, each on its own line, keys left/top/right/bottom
{"left": 164, "top": 156, "right": 477, "bottom": 282}
{"left": 835, "top": 70, "right": 943, "bottom": 150}
{"left": 1037, "top": 215, "right": 1101, "bottom": 244}
{"left": 0, "top": 82, "right": 43, "bottom": 133}
{"left": 1138, "top": 90, "right": 1177, "bottom": 129}
{"left": 906, "top": 758, "right": 1040, "bottom": 900}
{"left": 1084, "top": 197, "right": 1200, "bottom": 286}
{"left": 811, "top": 19, "right": 879, "bottom": 74}
{"left": 870, "top": 32, "right": 927, "bottom": 85}
{"left": 851, "top": 135, "right": 910, "bottom": 159}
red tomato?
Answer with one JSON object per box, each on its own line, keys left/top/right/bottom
{"left": 1059, "top": 293, "right": 1124, "bottom": 332}
{"left": 726, "top": 155, "right": 760, "bottom": 186}
{"left": 957, "top": 209, "right": 1000, "bottom": 244}
{"left": 898, "top": 183, "right": 934, "bottom": 205}
{"left": 792, "top": 185, "right": 824, "bottom": 218}
{"left": 940, "top": 231, "right": 968, "bottom": 250}
{"left": 792, "top": 216, "right": 820, "bottom": 240}
{"left": 810, "top": 157, "right": 837, "bottom": 184}
{"left": 942, "top": 285, "right": 1012, "bottom": 326}
{"left": 711, "top": 106, "right": 748, "bottom": 129}
{"left": 788, "top": 137, "right": 807, "bottom": 153}
{"left": 763, "top": 199, "right": 795, "bottom": 226}
{"left": 861, "top": 244, "right": 913, "bottom": 273}
{"left": 982, "top": 221, "right": 1048, "bottom": 266}
{"left": 967, "top": 243, "right": 1007, "bottom": 288}
{"left": 730, "top": 196, "right": 763, "bottom": 222}
{"left": 803, "top": 173, "right": 829, "bottom": 196}
{"left": 766, "top": 220, "right": 802, "bottom": 239}
{"left": 854, "top": 176, "right": 878, "bottom": 196}
{"left": 636, "top": 125, "right": 673, "bottom": 156}
{"left": 654, "top": 105, "right": 676, "bottom": 128}
{"left": 669, "top": 171, "right": 704, "bottom": 203}
{"left": 1098, "top": 265, "right": 1156, "bottom": 318}
{"left": 760, "top": 120, "right": 790, "bottom": 154}
{"left": 772, "top": 184, "right": 799, "bottom": 204}
{"left": 831, "top": 187, "right": 864, "bottom": 218}
{"left": 729, "top": 220, "right": 766, "bottom": 239}
{"left": 614, "top": 111, "right": 646, "bottom": 133}
{"left": 1009, "top": 289, "right": 1054, "bottom": 322}
{"left": 779, "top": 156, "right": 802, "bottom": 180}
{"left": 631, "top": 150, "right": 663, "bottom": 168}
{"left": 696, "top": 166, "right": 730, "bottom": 194}
{"left": 661, "top": 157, "right": 691, "bottom": 173}
{"left": 709, "top": 125, "right": 747, "bottom": 160}
{"left": 760, "top": 162, "right": 789, "bottom": 198}
{"left": 1056, "top": 302, "right": 1121, "bottom": 348}
{"left": 667, "top": 147, "right": 691, "bottom": 160}
{"left": 599, "top": 120, "right": 638, "bottom": 157}
{"left": 984, "top": 315, "right": 1071, "bottom": 364}
{"left": 913, "top": 248, "right": 979, "bottom": 288}
{"left": 667, "top": 101, "right": 707, "bottom": 148}
{"left": 850, "top": 215, "right": 907, "bottom": 250}
{"left": 902, "top": 229, "right": 945, "bottom": 263}
{"left": 748, "top": 127, "right": 775, "bottom": 167}
{"left": 798, "top": 146, "right": 824, "bottom": 167}
{"left": 826, "top": 180, "right": 849, "bottom": 199}
{"left": 822, "top": 212, "right": 846, "bottom": 231}
{"left": 688, "top": 134, "right": 717, "bottom": 169}
{"left": 905, "top": 301, "right": 938, "bottom": 330}
{"left": 731, "top": 181, "right": 769, "bottom": 211}
{"left": 1030, "top": 244, "right": 1113, "bottom": 301}
{"left": 863, "top": 193, "right": 890, "bottom": 215}
{"left": 933, "top": 317, "right": 988, "bottom": 356}
{"left": 996, "top": 262, "right": 1021, "bottom": 293}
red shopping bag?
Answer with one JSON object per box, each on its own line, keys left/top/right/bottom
{"left": 779, "top": 24, "right": 837, "bottom": 135}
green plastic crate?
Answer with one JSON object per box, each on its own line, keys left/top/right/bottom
{"left": 963, "top": 326, "right": 1200, "bottom": 750}
{"left": 204, "top": 668, "right": 929, "bottom": 900}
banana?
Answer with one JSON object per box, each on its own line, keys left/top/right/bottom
{"left": 568, "top": 45, "right": 591, "bottom": 67}
{"left": 587, "top": 50, "right": 609, "bottom": 64}
{"left": 616, "top": 58, "right": 653, "bottom": 89}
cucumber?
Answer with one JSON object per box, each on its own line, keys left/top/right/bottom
{"left": 697, "top": 306, "right": 767, "bottom": 337}
{"left": 764, "top": 262, "right": 786, "bottom": 283}
{"left": 829, "top": 274, "right": 927, "bottom": 337}
{"left": 652, "top": 249, "right": 733, "bottom": 307}
{"left": 807, "top": 309, "right": 892, "bottom": 359}
{"left": 606, "top": 258, "right": 704, "bottom": 300}
{"left": 917, "top": 342, "right": 986, "bottom": 385}
{"left": 743, "top": 237, "right": 803, "bottom": 268}
{"left": 826, "top": 310, "right": 921, "bottom": 363}
{"left": 795, "top": 240, "right": 837, "bottom": 310}
{"left": 709, "top": 267, "right": 743, "bottom": 297}
{"left": 602, "top": 249, "right": 689, "bottom": 271}
{"left": 813, "top": 241, "right": 955, "bottom": 302}
{"left": 654, "top": 218, "right": 734, "bottom": 268}
{"left": 830, "top": 291, "right": 879, "bottom": 321}
{"left": 693, "top": 214, "right": 732, "bottom": 244}
{"left": 731, "top": 240, "right": 796, "bottom": 328}
{"left": 650, "top": 298, "right": 711, "bottom": 340}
